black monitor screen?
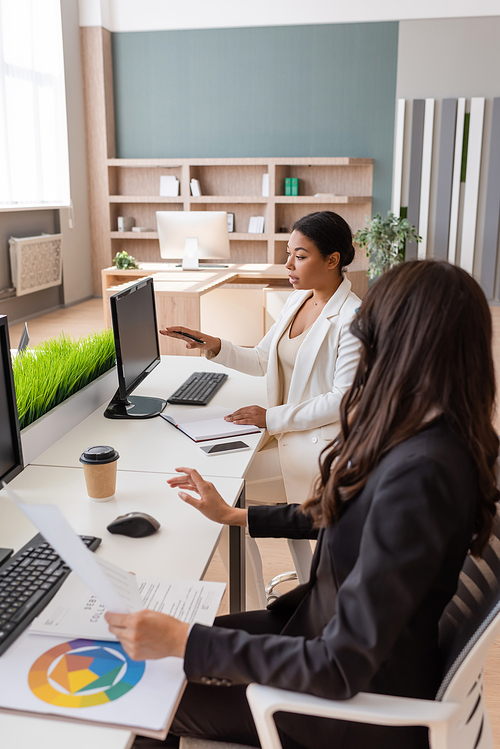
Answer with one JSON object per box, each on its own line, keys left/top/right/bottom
{"left": 110, "top": 277, "right": 160, "bottom": 399}
{"left": 0, "top": 316, "right": 23, "bottom": 484}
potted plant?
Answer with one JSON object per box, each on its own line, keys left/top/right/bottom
{"left": 113, "top": 250, "right": 139, "bottom": 270}
{"left": 354, "top": 212, "right": 421, "bottom": 280}
{"left": 12, "top": 329, "right": 117, "bottom": 464}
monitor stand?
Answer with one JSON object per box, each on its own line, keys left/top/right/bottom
{"left": 176, "top": 238, "right": 229, "bottom": 270}
{"left": 182, "top": 237, "right": 199, "bottom": 269}
{"left": 104, "top": 393, "right": 167, "bottom": 419}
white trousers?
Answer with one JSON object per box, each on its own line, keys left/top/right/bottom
{"left": 218, "top": 440, "right": 313, "bottom": 610}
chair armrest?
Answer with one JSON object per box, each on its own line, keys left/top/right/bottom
{"left": 246, "top": 684, "right": 459, "bottom": 749}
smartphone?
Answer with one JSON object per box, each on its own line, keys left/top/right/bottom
{"left": 199, "top": 440, "right": 250, "bottom": 456}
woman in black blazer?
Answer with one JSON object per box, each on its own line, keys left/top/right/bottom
{"left": 107, "top": 260, "right": 500, "bottom": 749}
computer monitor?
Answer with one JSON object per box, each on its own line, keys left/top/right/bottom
{"left": 104, "top": 277, "right": 167, "bottom": 419}
{"left": 156, "top": 210, "right": 230, "bottom": 270}
{"left": 0, "top": 316, "right": 24, "bottom": 483}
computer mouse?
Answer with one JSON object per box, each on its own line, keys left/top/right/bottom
{"left": 106, "top": 512, "right": 160, "bottom": 538}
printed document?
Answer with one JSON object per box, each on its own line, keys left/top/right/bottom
{"left": 30, "top": 574, "right": 225, "bottom": 640}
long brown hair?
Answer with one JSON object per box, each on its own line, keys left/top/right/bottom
{"left": 303, "top": 260, "right": 499, "bottom": 555}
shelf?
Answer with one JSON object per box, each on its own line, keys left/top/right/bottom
{"left": 229, "top": 233, "right": 269, "bottom": 240}
{"left": 108, "top": 159, "right": 184, "bottom": 167}
{"left": 110, "top": 232, "right": 269, "bottom": 241}
{"left": 274, "top": 196, "right": 371, "bottom": 204}
{"left": 111, "top": 231, "right": 158, "bottom": 239}
{"left": 189, "top": 196, "right": 268, "bottom": 204}
{"left": 109, "top": 196, "right": 184, "bottom": 203}
{"left": 107, "top": 157, "right": 373, "bottom": 167}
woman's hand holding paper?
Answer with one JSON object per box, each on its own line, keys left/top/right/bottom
{"left": 105, "top": 610, "right": 189, "bottom": 660}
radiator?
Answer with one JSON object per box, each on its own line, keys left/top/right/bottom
{"left": 9, "top": 233, "right": 62, "bottom": 296}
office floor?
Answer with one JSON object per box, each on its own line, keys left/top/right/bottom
{"left": 8, "top": 298, "right": 500, "bottom": 746}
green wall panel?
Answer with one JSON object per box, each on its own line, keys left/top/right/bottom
{"left": 112, "top": 23, "right": 398, "bottom": 215}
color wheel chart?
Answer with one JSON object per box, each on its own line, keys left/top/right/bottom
{"left": 28, "top": 638, "right": 145, "bottom": 707}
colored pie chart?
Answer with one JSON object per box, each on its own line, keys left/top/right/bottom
{"left": 28, "top": 638, "right": 145, "bottom": 707}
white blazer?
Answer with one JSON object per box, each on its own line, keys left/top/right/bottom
{"left": 211, "top": 277, "right": 361, "bottom": 503}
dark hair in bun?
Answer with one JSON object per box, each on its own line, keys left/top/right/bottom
{"left": 292, "top": 211, "right": 355, "bottom": 272}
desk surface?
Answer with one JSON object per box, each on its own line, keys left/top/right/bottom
{"left": 0, "top": 356, "right": 261, "bottom": 748}
{"left": 0, "top": 470, "right": 244, "bottom": 749}
{"left": 1, "top": 466, "right": 243, "bottom": 580}
{"left": 32, "top": 356, "right": 267, "bottom": 479}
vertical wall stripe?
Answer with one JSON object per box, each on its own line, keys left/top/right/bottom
{"left": 434, "top": 99, "right": 457, "bottom": 259}
{"left": 461, "top": 97, "right": 485, "bottom": 275}
{"left": 448, "top": 98, "right": 466, "bottom": 264}
{"left": 418, "top": 99, "right": 435, "bottom": 259}
{"left": 406, "top": 100, "right": 425, "bottom": 260}
{"left": 391, "top": 98, "right": 406, "bottom": 217}
{"left": 460, "top": 113, "right": 471, "bottom": 182}
{"left": 482, "top": 98, "right": 500, "bottom": 299}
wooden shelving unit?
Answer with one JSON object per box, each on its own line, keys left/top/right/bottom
{"left": 104, "top": 157, "right": 373, "bottom": 267}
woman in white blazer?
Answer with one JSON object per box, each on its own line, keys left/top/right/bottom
{"left": 163, "top": 211, "right": 361, "bottom": 506}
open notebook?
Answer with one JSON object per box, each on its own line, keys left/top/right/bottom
{"left": 161, "top": 405, "right": 261, "bottom": 442}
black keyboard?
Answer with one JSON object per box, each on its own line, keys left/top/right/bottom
{"left": 0, "top": 532, "right": 101, "bottom": 655}
{"left": 167, "top": 371, "right": 228, "bottom": 406}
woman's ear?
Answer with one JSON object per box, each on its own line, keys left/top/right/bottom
{"left": 328, "top": 252, "right": 341, "bottom": 271}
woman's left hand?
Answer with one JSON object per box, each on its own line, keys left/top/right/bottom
{"left": 224, "top": 405, "right": 267, "bottom": 428}
{"left": 105, "top": 610, "right": 189, "bottom": 661}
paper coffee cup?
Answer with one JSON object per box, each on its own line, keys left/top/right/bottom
{"left": 79, "top": 445, "right": 119, "bottom": 502}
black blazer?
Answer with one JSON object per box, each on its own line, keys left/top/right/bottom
{"left": 185, "top": 418, "right": 478, "bottom": 743}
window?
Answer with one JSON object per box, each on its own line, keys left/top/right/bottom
{"left": 0, "top": 0, "right": 70, "bottom": 209}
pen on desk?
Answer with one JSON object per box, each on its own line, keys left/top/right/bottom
{"left": 175, "top": 331, "right": 207, "bottom": 345}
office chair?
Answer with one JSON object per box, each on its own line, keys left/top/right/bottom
{"left": 181, "top": 511, "right": 500, "bottom": 749}
{"left": 246, "top": 513, "right": 500, "bottom": 749}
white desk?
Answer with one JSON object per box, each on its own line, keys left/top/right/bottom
{"left": 0, "top": 468, "right": 244, "bottom": 747}
{"left": 0, "top": 466, "right": 244, "bottom": 582}
{"left": 32, "top": 356, "right": 267, "bottom": 479}
{"left": 0, "top": 356, "right": 266, "bottom": 748}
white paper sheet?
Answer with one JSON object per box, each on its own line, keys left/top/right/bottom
{"left": 30, "top": 574, "right": 225, "bottom": 640}
{"left": 1, "top": 482, "right": 142, "bottom": 613}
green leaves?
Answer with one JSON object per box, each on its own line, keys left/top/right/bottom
{"left": 12, "top": 329, "right": 116, "bottom": 430}
{"left": 354, "top": 212, "right": 421, "bottom": 280}
{"left": 113, "top": 251, "right": 139, "bottom": 270}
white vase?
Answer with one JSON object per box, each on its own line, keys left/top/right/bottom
{"left": 21, "top": 367, "right": 117, "bottom": 466}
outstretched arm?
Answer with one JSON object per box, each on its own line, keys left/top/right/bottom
{"left": 167, "top": 467, "right": 248, "bottom": 526}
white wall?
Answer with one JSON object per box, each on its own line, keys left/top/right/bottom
{"left": 60, "top": 0, "right": 93, "bottom": 305}
{"left": 78, "top": 0, "right": 500, "bottom": 31}
{"left": 396, "top": 16, "right": 500, "bottom": 278}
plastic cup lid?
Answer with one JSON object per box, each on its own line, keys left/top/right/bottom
{"left": 79, "top": 445, "right": 120, "bottom": 465}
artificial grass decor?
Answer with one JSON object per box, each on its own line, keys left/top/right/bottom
{"left": 12, "top": 329, "right": 116, "bottom": 430}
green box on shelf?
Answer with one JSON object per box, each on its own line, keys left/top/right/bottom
{"left": 284, "top": 178, "right": 292, "bottom": 196}
{"left": 291, "top": 178, "right": 299, "bottom": 196}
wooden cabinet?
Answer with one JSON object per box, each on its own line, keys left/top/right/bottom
{"left": 104, "top": 157, "right": 372, "bottom": 268}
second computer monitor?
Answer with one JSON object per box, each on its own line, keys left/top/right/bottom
{"left": 104, "top": 277, "right": 166, "bottom": 419}
{"left": 156, "top": 211, "right": 230, "bottom": 270}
